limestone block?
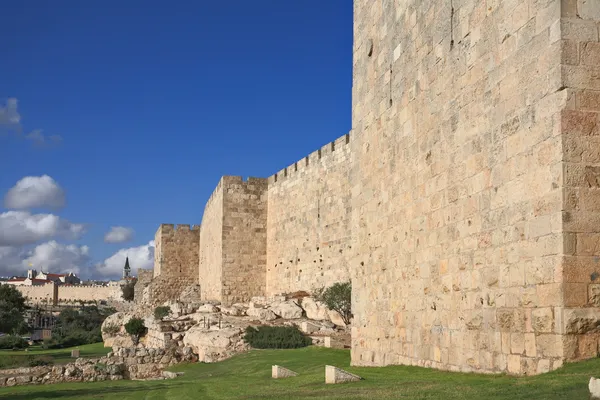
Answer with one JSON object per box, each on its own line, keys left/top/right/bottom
{"left": 269, "top": 301, "right": 303, "bottom": 319}
{"left": 247, "top": 306, "right": 277, "bottom": 321}
{"left": 324, "top": 337, "right": 344, "bottom": 349}
{"left": 325, "top": 365, "right": 361, "bottom": 384}
{"left": 564, "top": 308, "right": 600, "bottom": 334}
{"left": 578, "top": 0, "right": 600, "bottom": 20}
{"left": 71, "top": 349, "right": 80, "bottom": 358}
{"left": 328, "top": 310, "right": 347, "bottom": 327}
{"left": 196, "top": 304, "right": 220, "bottom": 313}
{"left": 300, "top": 321, "right": 321, "bottom": 334}
{"left": 591, "top": 377, "right": 600, "bottom": 399}
{"left": 272, "top": 365, "right": 298, "bottom": 379}
{"left": 302, "top": 297, "right": 330, "bottom": 321}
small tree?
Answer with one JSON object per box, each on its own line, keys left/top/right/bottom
{"left": 313, "top": 281, "right": 352, "bottom": 325}
{"left": 124, "top": 318, "right": 146, "bottom": 345}
{"left": 154, "top": 306, "right": 171, "bottom": 320}
{"left": 121, "top": 281, "right": 135, "bottom": 302}
{"left": 0, "top": 284, "right": 27, "bottom": 335}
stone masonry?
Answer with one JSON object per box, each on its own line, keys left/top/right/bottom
{"left": 138, "top": 0, "right": 600, "bottom": 375}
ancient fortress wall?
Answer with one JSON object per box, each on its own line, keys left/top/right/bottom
{"left": 134, "top": 269, "right": 153, "bottom": 301}
{"left": 560, "top": 2, "right": 600, "bottom": 363}
{"left": 266, "top": 133, "right": 354, "bottom": 295}
{"left": 57, "top": 285, "right": 122, "bottom": 303}
{"left": 198, "top": 179, "right": 224, "bottom": 301}
{"left": 221, "top": 177, "right": 268, "bottom": 304}
{"left": 17, "top": 283, "right": 57, "bottom": 305}
{"left": 350, "top": 0, "right": 600, "bottom": 376}
{"left": 15, "top": 283, "right": 120, "bottom": 305}
{"left": 153, "top": 224, "right": 200, "bottom": 280}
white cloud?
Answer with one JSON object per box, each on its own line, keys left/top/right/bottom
{"left": 23, "top": 241, "right": 89, "bottom": 276}
{"left": 4, "top": 175, "right": 66, "bottom": 210}
{"left": 0, "top": 98, "right": 62, "bottom": 145}
{"left": 104, "top": 226, "right": 134, "bottom": 244}
{"left": 0, "top": 241, "right": 89, "bottom": 277}
{"left": 95, "top": 240, "right": 155, "bottom": 278}
{"left": 0, "top": 98, "right": 20, "bottom": 126}
{"left": 0, "top": 211, "right": 86, "bottom": 246}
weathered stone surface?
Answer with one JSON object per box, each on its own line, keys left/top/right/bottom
{"left": 272, "top": 365, "right": 298, "bottom": 379}
{"left": 182, "top": 326, "right": 246, "bottom": 363}
{"left": 247, "top": 306, "right": 277, "bottom": 321}
{"left": 301, "top": 297, "right": 330, "bottom": 321}
{"left": 324, "top": 337, "right": 344, "bottom": 349}
{"left": 196, "top": 304, "right": 220, "bottom": 313}
{"left": 325, "top": 365, "right": 361, "bottom": 384}
{"left": 269, "top": 301, "right": 303, "bottom": 319}
{"left": 221, "top": 305, "right": 247, "bottom": 316}
{"left": 300, "top": 321, "right": 321, "bottom": 334}
{"left": 591, "top": 377, "right": 600, "bottom": 399}
{"left": 564, "top": 309, "right": 600, "bottom": 334}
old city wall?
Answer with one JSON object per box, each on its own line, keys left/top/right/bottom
{"left": 560, "top": 2, "right": 600, "bottom": 363}
{"left": 17, "top": 283, "right": 58, "bottom": 305}
{"left": 266, "top": 133, "right": 354, "bottom": 296}
{"left": 349, "top": 0, "right": 599, "bottom": 376}
{"left": 134, "top": 269, "right": 153, "bottom": 302}
{"left": 198, "top": 179, "right": 224, "bottom": 301}
{"left": 57, "top": 285, "right": 122, "bottom": 303}
{"left": 221, "top": 177, "right": 268, "bottom": 305}
{"left": 153, "top": 224, "right": 200, "bottom": 281}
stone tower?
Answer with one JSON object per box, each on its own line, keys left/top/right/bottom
{"left": 350, "top": 0, "right": 600, "bottom": 375}
{"left": 123, "top": 256, "right": 131, "bottom": 279}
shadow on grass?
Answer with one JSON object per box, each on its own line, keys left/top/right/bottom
{"left": 0, "top": 381, "right": 189, "bottom": 400}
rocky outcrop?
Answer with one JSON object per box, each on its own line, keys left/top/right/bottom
{"left": 269, "top": 300, "right": 303, "bottom": 319}
{"left": 182, "top": 326, "right": 248, "bottom": 363}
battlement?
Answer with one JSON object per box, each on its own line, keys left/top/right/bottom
{"left": 158, "top": 223, "right": 200, "bottom": 233}
{"left": 267, "top": 131, "right": 351, "bottom": 185}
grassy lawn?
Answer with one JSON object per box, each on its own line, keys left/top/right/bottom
{"left": 0, "top": 342, "right": 110, "bottom": 369}
{"left": 0, "top": 346, "right": 597, "bottom": 399}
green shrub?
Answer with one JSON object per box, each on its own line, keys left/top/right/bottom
{"left": 243, "top": 326, "right": 312, "bottom": 349}
{"left": 124, "top": 318, "right": 146, "bottom": 344}
{"left": 28, "top": 356, "right": 53, "bottom": 367}
{"left": 0, "top": 335, "right": 29, "bottom": 350}
{"left": 154, "top": 306, "right": 171, "bottom": 320}
{"left": 313, "top": 281, "right": 352, "bottom": 325}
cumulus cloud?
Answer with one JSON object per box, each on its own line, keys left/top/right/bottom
{"left": 104, "top": 226, "right": 134, "bottom": 244}
{"left": 0, "top": 241, "right": 89, "bottom": 277}
{"left": 22, "top": 241, "right": 90, "bottom": 276}
{"left": 0, "top": 211, "right": 86, "bottom": 246}
{"left": 95, "top": 240, "right": 155, "bottom": 278}
{"left": 0, "top": 98, "right": 62, "bottom": 145}
{"left": 4, "top": 175, "right": 66, "bottom": 210}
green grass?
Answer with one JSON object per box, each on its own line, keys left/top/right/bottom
{"left": 0, "top": 346, "right": 597, "bottom": 399}
{"left": 0, "top": 342, "right": 110, "bottom": 369}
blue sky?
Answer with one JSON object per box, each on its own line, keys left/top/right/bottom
{"left": 0, "top": 1, "right": 353, "bottom": 279}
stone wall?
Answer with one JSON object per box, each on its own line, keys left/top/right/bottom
{"left": 134, "top": 269, "right": 153, "bottom": 302}
{"left": 266, "top": 133, "right": 353, "bottom": 295}
{"left": 16, "top": 283, "right": 58, "bottom": 305}
{"left": 154, "top": 224, "right": 200, "bottom": 281}
{"left": 221, "top": 177, "right": 268, "bottom": 305}
{"left": 57, "top": 285, "right": 122, "bottom": 303}
{"left": 199, "top": 179, "right": 224, "bottom": 301}
{"left": 560, "top": 2, "right": 600, "bottom": 362}
{"left": 349, "top": 0, "right": 600, "bottom": 376}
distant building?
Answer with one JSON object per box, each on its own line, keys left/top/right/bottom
{"left": 35, "top": 271, "right": 80, "bottom": 285}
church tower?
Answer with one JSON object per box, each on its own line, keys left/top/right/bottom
{"left": 123, "top": 256, "right": 131, "bottom": 279}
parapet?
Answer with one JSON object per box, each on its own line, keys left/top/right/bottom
{"left": 157, "top": 223, "right": 200, "bottom": 235}
{"left": 267, "top": 131, "right": 352, "bottom": 185}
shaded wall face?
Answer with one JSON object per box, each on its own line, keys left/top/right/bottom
{"left": 199, "top": 184, "right": 224, "bottom": 301}
{"left": 560, "top": 4, "right": 600, "bottom": 361}
{"left": 221, "top": 177, "right": 268, "bottom": 305}
{"left": 266, "top": 134, "right": 354, "bottom": 296}
{"left": 351, "top": 0, "right": 566, "bottom": 375}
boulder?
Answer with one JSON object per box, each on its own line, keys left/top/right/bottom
{"left": 221, "top": 305, "right": 247, "bottom": 316}
{"left": 301, "top": 298, "right": 330, "bottom": 321}
{"left": 247, "top": 307, "right": 277, "bottom": 321}
{"left": 269, "top": 300, "right": 303, "bottom": 319}
{"left": 196, "top": 304, "right": 220, "bottom": 313}
{"left": 590, "top": 377, "right": 600, "bottom": 399}
{"left": 328, "top": 310, "right": 347, "bottom": 327}
{"left": 182, "top": 327, "right": 245, "bottom": 363}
